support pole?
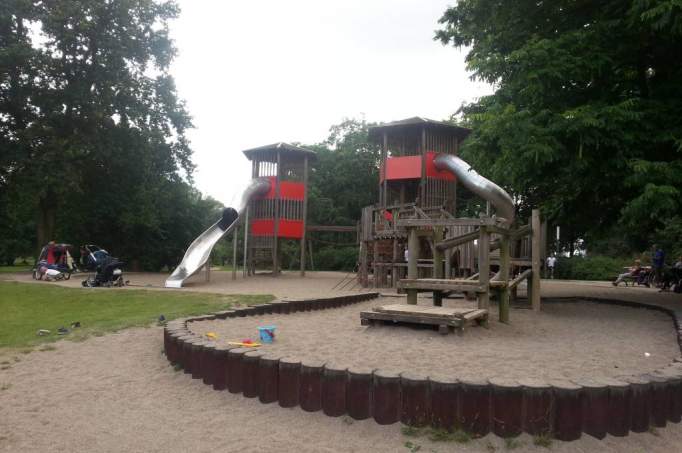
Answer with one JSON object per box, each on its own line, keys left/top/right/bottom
{"left": 273, "top": 151, "right": 281, "bottom": 275}
{"left": 242, "top": 208, "right": 249, "bottom": 278}
{"left": 232, "top": 225, "right": 238, "bottom": 280}
{"left": 407, "top": 228, "right": 419, "bottom": 305}
{"left": 433, "top": 227, "right": 444, "bottom": 307}
{"left": 531, "top": 209, "right": 542, "bottom": 311}
{"left": 300, "top": 156, "right": 309, "bottom": 276}
{"left": 205, "top": 258, "right": 211, "bottom": 282}
{"left": 498, "top": 235, "right": 510, "bottom": 323}
{"left": 477, "top": 226, "right": 490, "bottom": 310}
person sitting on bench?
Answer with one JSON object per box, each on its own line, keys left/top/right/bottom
{"left": 613, "top": 259, "right": 642, "bottom": 286}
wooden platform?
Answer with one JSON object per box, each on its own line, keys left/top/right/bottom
{"left": 397, "top": 278, "right": 486, "bottom": 293}
{"left": 360, "top": 303, "right": 488, "bottom": 335}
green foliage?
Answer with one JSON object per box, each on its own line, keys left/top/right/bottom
{"left": 0, "top": 281, "right": 272, "bottom": 349}
{"left": 437, "top": 0, "right": 682, "bottom": 254}
{"left": 0, "top": 0, "right": 212, "bottom": 269}
{"left": 554, "top": 255, "right": 632, "bottom": 281}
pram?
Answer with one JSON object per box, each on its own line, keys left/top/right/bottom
{"left": 80, "top": 245, "right": 125, "bottom": 287}
{"left": 32, "top": 243, "right": 77, "bottom": 281}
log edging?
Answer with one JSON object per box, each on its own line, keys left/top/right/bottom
{"left": 163, "top": 294, "right": 682, "bottom": 441}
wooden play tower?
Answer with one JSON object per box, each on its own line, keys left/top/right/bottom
{"left": 241, "top": 143, "right": 315, "bottom": 276}
{"left": 358, "top": 117, "right": 545, "bottom": 331}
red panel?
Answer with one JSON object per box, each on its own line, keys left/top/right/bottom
{"left": 257, "top": 177, "right": 305, "bottom": 200}
{"left": 277, "top": 220, "right": 304, "bottom": 238}
{"left": 425, "top": 152, "right": 456, "bottom": 181}
{"left": 380, "top": 153, "right": 455, "bottom": 182}
{"left": 279, "top": 182, "right": 305, "bottom": 200}
{"left": 251, "top": 219, "right": 275, "bottom": 236}
{"left": 250, "top": 219, "right": 304, "bottom": 239}
{"left": 382, "top": 156, "right": 422, "bottom": 182}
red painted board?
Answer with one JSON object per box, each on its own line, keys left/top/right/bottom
{"left": 257, "top": 177, "right": 305, "bottom": 200}
{"left": 250, "top": 219, "right": 304, "bottom": 239}
{"left": 381, "top": 156, "right": 422, "bottom": 182}
{"left": 425, "top": 152, "right": 456, "bottom": 181}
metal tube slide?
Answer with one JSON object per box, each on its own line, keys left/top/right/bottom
{"left": 433, "top": 154, "right": 515, "bottom": 226}
{"left": 164, "top": 178, "right": 271, "bottom": 288}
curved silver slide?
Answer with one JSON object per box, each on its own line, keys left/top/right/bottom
{"left": 434, "top": 154, "right": 515, "bottom": 226}
{"left": 165, "top": 178, "right": 271, "bottom": 288}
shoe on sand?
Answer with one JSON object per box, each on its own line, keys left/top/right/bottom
{"left": 57, "top": 327, "right": 69, "bottom": 335}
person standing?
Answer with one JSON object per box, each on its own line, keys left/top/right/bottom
{"left": 652, "top": 244, "right": 665, "bottom": 286}
{"left": 546, "top": 255, "right": 557, "bottom": 279}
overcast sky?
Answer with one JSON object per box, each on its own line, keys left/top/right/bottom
{"left": 170, "top": 0, "right": 492, "bottom": 206}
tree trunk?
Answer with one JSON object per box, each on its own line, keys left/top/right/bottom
{"left": 37, "top": 191, "right": 57, "bottom": 250}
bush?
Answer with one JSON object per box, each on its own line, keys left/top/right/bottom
{"left": 313, "top": 246, "right": 357, "bottom": 271}
{"left": 554, "top": 255, "right": 631, "bottom": 281}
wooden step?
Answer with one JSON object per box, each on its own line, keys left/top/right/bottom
{"left": 397, "top": 278, "right": 486, "bottom": 293}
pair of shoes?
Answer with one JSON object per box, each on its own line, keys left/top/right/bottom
{"left": 57, "top": 327, "right": 69, "bottom": 335}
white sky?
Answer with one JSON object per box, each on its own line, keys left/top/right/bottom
{"left": 170, "top": 0, "right": 492, "bottom": 206}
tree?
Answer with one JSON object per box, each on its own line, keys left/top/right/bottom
{"left": 1, "top": 0, "right": 192, "bottom": 247}
{"left": 0, "top": 0, "right": 218, "bottom": 268}
{"left": 437, "top": 0, "right": 682, "bottom": 255}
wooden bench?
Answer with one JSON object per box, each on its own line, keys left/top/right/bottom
{"left": 360, "top": 303, "right": 488, "bottom": 335}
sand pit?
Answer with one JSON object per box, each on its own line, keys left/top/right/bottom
{"left": 189, "top": 297, "right": 679, "bottom": 381}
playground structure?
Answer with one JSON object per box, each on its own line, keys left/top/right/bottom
{"left": 165, "top": 143, "right": 315, "bottom": 288}
{"left": 357, "top": 117, "right": 546, "bottom": 326}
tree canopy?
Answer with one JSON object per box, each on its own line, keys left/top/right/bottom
{"left": 437, "top": 0, "right": 682, "bottom": 256}
{"left": 0, "top": 0, "right": 219, "bottom": 267}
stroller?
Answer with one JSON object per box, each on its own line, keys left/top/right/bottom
{"left": 80, "top": 245, "right": 125, "bottom": 287}
{"left": 32, "top": 243, "right": 77, "bottom": 281}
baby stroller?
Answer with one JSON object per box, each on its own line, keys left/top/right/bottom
{"left": 32, "top": 243, "right": 77, "bottom": 281}
{"left": 80, "top": 245, "right": 125, "bottom": 287}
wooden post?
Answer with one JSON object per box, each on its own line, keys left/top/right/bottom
{"left": 420, "top": 128, "right": 426, "bottom": 207}
{"left": 232, "top": 225, "right": 238, "bottom": 280}
{"left": 273, "top": 151, "right": 281, "bottom": 275}
{"left": 392, "top": 238, "right": 398, "bottom": 288}
{"left": 300, "top": 156, "right": 309, "bottom": 276}
{"left": 531, "top": 209, "right": 542, "bottom": 311}
{"left": 359, "top": 241, "right": 368, "bottom": 287}
{"left": 433, "top": 227, "right": 444, "bottom": 307}
{"left": 308, "top": 238, "right": 314, "bottom": 271}
{"left": 242, "top": 207, "right": 249, "bottom": 277}
{"left": 205, "top": 258, "right": 211, "bottom": 282}
{"left": 498, "top": 235, "right": 510, "bottom": 323}
{"left": 373, "top": 240, "right": 379, "bottom": 288}
{"left": 477, "top": 226, "right": 490, "bottom": 310}
{"left": 407, "top": 228, "right": 419, "bottom": 305}
{"left": 382, "top": 132, "right": 388, "bottom": 207}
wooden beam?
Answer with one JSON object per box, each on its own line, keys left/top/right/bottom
{"left": 407, "top": 228, "right": 419, "bottom": 304}
{"left": 300, "top": 156, "right": 309, "bottom": 276}
{"left": 232, "top": 225, "right": 238, "bottom": 280}
{"left": 433, "top": 227, "right": 444, "bottom": 306}
{"left": 477, "top": 225, "right": 490, "bottom": 310}
{"left": 509, "top": 269, "right": 532, "bottom": 290}
{"left": 498, "top": 235, "right": 510, "bottom": 323}
{"left": 435, "top": 229, "right": 479, "bottom": 251}
{"left": 510, "top": 224, "right": 531, "bottom": 239}
{"left": 306, "top": 225, "right": 357, "bottom": 233}
{"left": 273, "top": 150, "right": 281, "bottom": 275}
{"left": 531, "top": 209, "right": 542, "bottom": 311}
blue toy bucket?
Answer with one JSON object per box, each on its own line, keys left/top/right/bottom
{"left": 258, "top": 325, "right": 276, "bottom": 343}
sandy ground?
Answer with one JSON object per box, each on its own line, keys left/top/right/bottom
{"left": 2, "top": 271, "right": 682, "bottom": 452}
{"left": 190, "top": 297, "right": 678, "bottom": 381}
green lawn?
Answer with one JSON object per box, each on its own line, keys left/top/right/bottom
{"left": 0, "top": 265, "right": 32, "bottom": 273}
{"left": 0, "top": 281, "right": 273, "bottom": 350}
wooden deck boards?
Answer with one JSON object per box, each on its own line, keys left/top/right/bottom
{"left": 360, "top": 303, "right": 488, "bottom": 335}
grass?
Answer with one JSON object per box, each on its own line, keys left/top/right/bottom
{"left": 532, "top": 433, "right": 553, "bottom": 448}
{"left": 504, "top": 437, "right": 523, "bottom": 450}
{"left": 0, "top": 281, "right": 273, "bottom": 350}
{"left": 0, "top": 265, "right": 32, "bottom": 273}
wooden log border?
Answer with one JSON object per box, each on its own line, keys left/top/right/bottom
{"left": 162, "top": 294, "right": 682, "bottom": 441}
